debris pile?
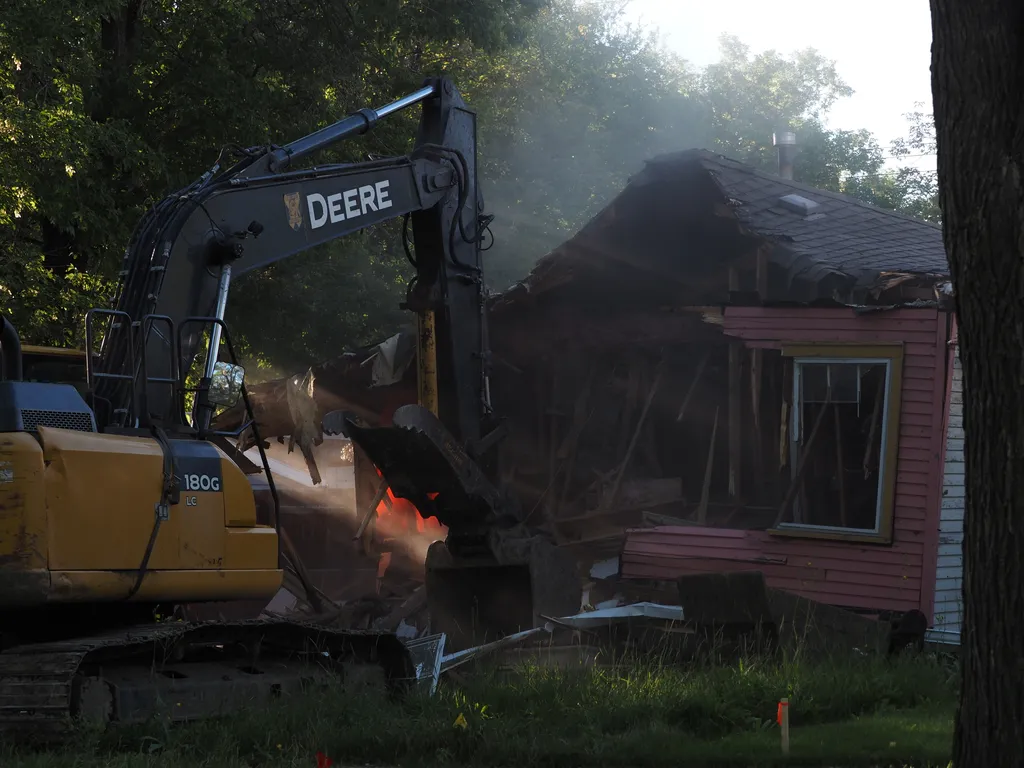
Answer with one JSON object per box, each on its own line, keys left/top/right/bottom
{"left": 362, "top": 569, "right": 911, "bottom": 697}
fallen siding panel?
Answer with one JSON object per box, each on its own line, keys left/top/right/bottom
{"left": 622, "top": 526, "right": 923, "bottom": 614}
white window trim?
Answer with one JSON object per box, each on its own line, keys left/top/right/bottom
{"left": 782, "top": 356, "right": 893, "bottom": 536}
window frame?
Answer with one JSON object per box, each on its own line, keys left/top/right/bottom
{"left": 771, "top": 343, "right": 904, "bottom": 545}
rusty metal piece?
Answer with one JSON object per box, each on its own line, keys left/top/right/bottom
{"left": 416, "top": 311, "right": 438, "bottom": 417}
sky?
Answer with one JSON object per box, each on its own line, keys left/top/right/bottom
{"left": 622, "top": 0, "right": 935, "bottom": 172}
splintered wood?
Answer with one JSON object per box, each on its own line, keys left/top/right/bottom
{"left": 603, "top": 361, "right": 664, "bottom": 515}
{"left": 285, "top": 368, "right": 324, "bottom": 485}
{"left": 774, "top": 394, "right": 831, "bottom": 528}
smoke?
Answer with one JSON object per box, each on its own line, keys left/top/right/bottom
{"left": 245, "top": 442, "right": 443, "bottom": 579}
{"left": 474, "top": 2, "right": 882, "bottom": 291}
{"left": 477, "top": 0, "right": 703, "bottom": 291}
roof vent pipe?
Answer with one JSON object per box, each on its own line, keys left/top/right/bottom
{"left": 773, "top": 131, "right": 797, "bottom": 180}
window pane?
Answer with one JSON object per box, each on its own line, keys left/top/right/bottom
{"left": 801, "top": 362, "right": 859, "bottom": 403}
{"left": 788, "top": 361, "right": 887, "bottom": 531}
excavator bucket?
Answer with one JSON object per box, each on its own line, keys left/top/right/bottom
{"left": 423, "top": 537, "right": 580, "bottom": 650}
{"left": 345, "top": 405, "right": 580, "bottom": 650}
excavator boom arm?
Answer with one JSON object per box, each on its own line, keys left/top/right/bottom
{"left": 93, "top": 78, "right": 490, "bottom": 448}
{"left": 133, "top": 155, "right": 455, "bottom": 390}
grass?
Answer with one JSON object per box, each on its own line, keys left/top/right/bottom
{"left": 3, "top": 652, "right": 957, "bottom": 768}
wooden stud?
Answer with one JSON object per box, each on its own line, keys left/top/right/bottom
{"left": 728, "top": 268, "right": 742, "bottom": 499}
{"left": 862, "top": 375, "right": 886, "bottom": 479}
{"left": 353, "top": 477, "right": 390, "bottom": 541}
{"left": 617, "top": 360, "right": 642, "bottom": 459}
{"left": 750, "top": 248, "right": 769, "bottom": 496}
{"left": 834, "top": 404, "right": 848, "bottom": 527}
{"left": 697, "top": 406, "right": 720, "bottom": 525}
{"left": 546, "top": 366, "right": 560, "bottom": 523}
{"left": 751, "top": 246, "right": 769, "bottom": 426}
{"left": 605, "top": 361, "right": 664, "bottom": 514}
{"left": 778, "top": 359, "right": 795, "bottom": 481}
{"left": 773, "top": 398, "right": 830, "bottom": 528}
{"left": 676, "top": 352, "right": 710, "bottom": 422}
{"left": 557, "top": 364, "right": 597, "bottom": 516}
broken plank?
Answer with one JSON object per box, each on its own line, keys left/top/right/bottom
{"left": 604, "top": 360, "right": 665, "bottom": 513}
{"left": 696, "top": 406, "right": 720, "bottom": 525}
{"left": 728, "top": 267, "right": 742, "bottom": 499}
{"left": 774, "top": 398, "right": 831, "bottom": 528}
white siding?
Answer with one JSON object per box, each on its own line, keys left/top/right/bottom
{"left": 928, "top": 343, "right": 964, "bottom": 645}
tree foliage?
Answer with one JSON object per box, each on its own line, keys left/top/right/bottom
{"left": 0, "top": 0, "right": 540, "bottom": 363}
{"left": 1, "top": 0, "right": 938, "bottom": 376}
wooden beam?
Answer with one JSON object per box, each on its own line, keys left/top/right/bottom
{"left": 605, "top": 362, "right": 664, "bottom": 514}
{"left": 751, "top": 246, "right": 769, "bottom": 427}
{"left": 755, "top": 246, "right": 769, "bottom": 301}
{"left": 773, "top": 398, "right": 830, "bottom": 528}
{"left": 751, "top": 247, "right": 769, "bottom": 494}
{"left": 834, "top": 404, "right": 848, "bottom": 528}
{"left": 676, "top": 352, "right": 710, "bottom": 422}
{"left": 697, "top": 407, "right": 720, "bottom": 524}
{"left": 728, "top": 267, "right": 742, "bottom": 499}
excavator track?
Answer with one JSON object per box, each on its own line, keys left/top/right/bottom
{"left": 0, "top": 618, "right": 413, "bottom": 738}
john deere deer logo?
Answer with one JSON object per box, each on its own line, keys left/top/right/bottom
{"left": 283, "top": 192, "right": 303, "bottom": 231}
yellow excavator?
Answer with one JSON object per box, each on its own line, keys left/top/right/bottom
{"left": 0, "top": 77, "right": 578, "bottom": 735}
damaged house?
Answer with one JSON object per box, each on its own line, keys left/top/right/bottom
{"left": 484, "top": 149, "right": 959, "bottom": 638}
{"left": 229, "top": 148, "right": 964, "bottom": 644}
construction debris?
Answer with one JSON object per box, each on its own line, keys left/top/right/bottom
{"left": 284, "top": 368, "right": 324, "bottom": 484}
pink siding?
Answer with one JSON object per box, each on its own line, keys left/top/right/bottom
{"left": 622, "top": 526, "right": 924, "bottom": 612}
{"left": 620, "top": 307, "right": 949, "bottom": 616}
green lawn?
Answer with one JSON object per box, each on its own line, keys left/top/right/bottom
{"left": 4, "top": 653, "right": 957, "bottom": 768}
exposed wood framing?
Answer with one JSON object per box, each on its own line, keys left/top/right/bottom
{"left": 773, "top": 395, "right": 831, "bottom": 528}
{"left": 675, "top": 352, "right": 709, "bottom": 422}
{"left": 863, "top": 375, "right": 886, "bottom": 478}
{"left": 557, "top": 365, "right": 596, "bottom": 514}
{"left": 728, "top": 267, "right": 742, "bottom": 498}
{"left": 833, "top": 404, "right": 848, "bottom": 527}
{"left": 353, "top": 477, "right": 391, "bottom": 541}
{"left": 605, "top": 361, "right": 664, "bottom": 513}
{"left": 696, "top": 406, "right": 720, "bottom": 524}
{"left": 779, "top": 361, "right": 793, "bottom": 470}
{"left": 751, "top": 248, "right": 769, "bottom": 493}
{"left": 546, "top": 366, "right": 560, "bottom": 523}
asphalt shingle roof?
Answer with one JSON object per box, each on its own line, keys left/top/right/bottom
{"left": 672, "top": 149, "right": 949, "bottom": 280}
{"left": 495, "top": 149, "right": 950, "bottom": 310}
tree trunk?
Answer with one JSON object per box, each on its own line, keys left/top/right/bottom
{"left": 930, "top": 2, "right": 1024, "bottom": 765}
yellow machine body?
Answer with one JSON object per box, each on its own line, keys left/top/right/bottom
{"left": 0, "top": 343, "right": 414, "bottom": 737}
{"left": 0, "top": 425, "right": 282, "bottom": 606}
